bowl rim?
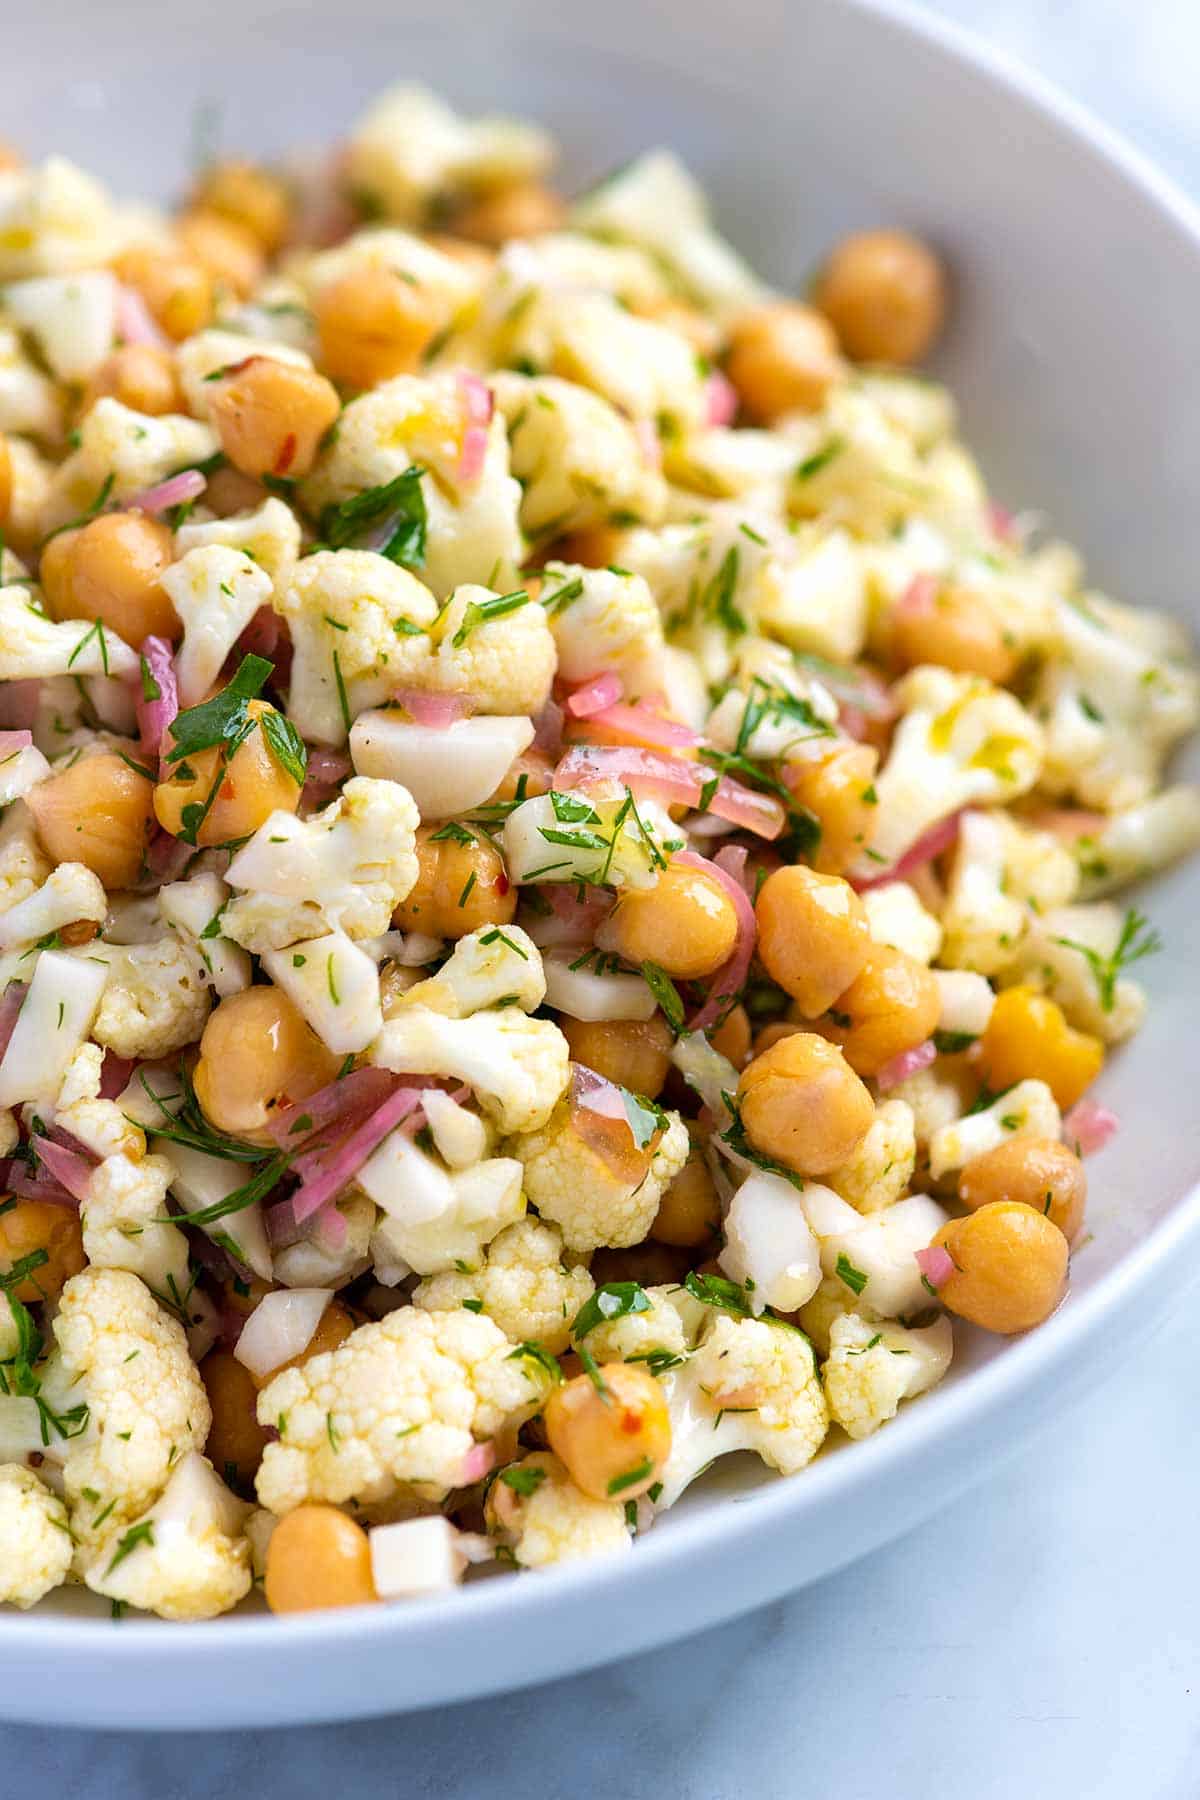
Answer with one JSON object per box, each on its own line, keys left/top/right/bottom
{"left": 4, "top": 0, "right": 1200, "bottom": 1677}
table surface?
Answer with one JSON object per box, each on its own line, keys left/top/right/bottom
{"left": 9, "top": 2, "right": 1200, "bottom": 1793}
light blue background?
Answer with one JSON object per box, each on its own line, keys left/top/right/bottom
{"left": 8, "top": 2, "right": 1200, "bottom": 1793}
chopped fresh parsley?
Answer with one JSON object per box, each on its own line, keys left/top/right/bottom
{"left": 835, "top": 1253, "right": 868, "bottom": 1296}
{"left": 640, "top": 962, "right": 685, "bottom": 1035}
{"left": 1053, "top": 907, "right": 1162, "bottom": 1012}
{"left": 571, "top": 1282, "right": 652, "bottom": 1341}
{"left": 318, "top": 467, "right": 427, "bottom": 568}
{"left": 499, "top": 1465, "right": 546, "bottom": 1497}
{"left": 607, "top": 1457, "right": 654, "bottom": 1496}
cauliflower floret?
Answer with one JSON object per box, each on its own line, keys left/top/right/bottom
{"left": 515, "top": 1100, "right": 689, "bottom": 1254}
{"left": 223, "top": 776, "right": 419, "bottom": 950}
{"left": 537, "top": 560, "right": 666, "bottom": 690}
{"left": 51, "top": 1268, "right": 211, "bottom": 1554}
{"left": 0, "top": 158, "right": 118, "bottom": 279}
{"left": 803, "top": 1187, "right": 951, "bottom": 1318}
{"left": 486, "top": 1450, "right": 632, "bottom": 1569}
{"left": 823, "top": 1311, "right": 953, "bottom": 1441}
{"left": 0, "top": 323, "right": 62, "bottom": 441}
{"left": 414, "top": 1218, "right": 593, "bottom": 1353}
{"left": 797, "top": 1275, "right": 881, "bottom": 1357}
{"left": 862, "top": 881, "right": 943, "bottom": 965}
{"left": 276, "top": 549, "right": 438, "bottom": 745}
{"left": 400, "top": 925, "right": 544, "bottom": 1018}
{"left": 575, "top": 1283, "right": 706, "bottom": 1364}
{"left": 491, "top": 374, "right": 666, "bottom": 539}
{"left": 0, "top": 1113, "right": 16, "bottom": 1162}
{"left": 0, "top": 948, "right": 108, "bottom": 1110}
{"left": 158, "top": 871, "right": 251, "bottom": 1000}
{"left": 0, "top": 585, "right": 138, "bottom": 681}
{"left": 1072, "top": 788, "right": 1200, "bottom": 899}
{"left": 502, "top": 787, "right": 682, "bottom": 890}
{"left": 827, "top": 1099, "right": 917, "bottom": 1214}
{"left": 409, "top": 584, "right": 557, "bottom": 718}
{"left": 2, "top": 436, "right": 53, "bottom": 552}
{"left": 931, "top": 969, "right": 995, "bottom": 1042}
{"left": 928, "top": 1078, "right": 1061, "bottom": 1180}
{"left": 363, "top": 1131, "right": 525, "bottom": 1278}
{"left": 299, "top": 374, "right": 522, "bottom": 603}
{"left": 0, "top": 861, "right": 106, "bottom": 953}
{"left": 173, "top": 496, "right": 302, "bottom": 600}
{"left": 655, "top": 1311, "right": 828, "bottom": 1509}
{"left": 887, "top": 1063, "right": 973, "bottom": 1151}
{"left": 273, "top": 1191, "right": 375, "bottom": 1291}
{"left": 90, "top": 936, "right": 212, "bottom": 1060}
{"left": 40, "top": 398, "right": 216, "bottom": 535}
{"left": 718, "top": 1170, "right": 823, "bottom": 1314}
{"left": 345, "top": 83, "right": 553, "bottom": 224}
{"left": 1003, "top": 902, "right": 1148, "bottom": 1045}
{"left": 0, "top": 802, "right": 50, "bottom": 912}
{"left": 614, "top": 510, "right": 767, "bottom": 684}
{"left": 372, "top": 1005, "right": 569, "bottom": 1134}
{"left": 160, "top": 545, "right": 273, "bottom": 706}
{"left": 788, "top": 385, "right": 941, "bottom": 539}
{"left": 860, "top": 665, "right": 1044, "bottom": 872}
{"left": 80, "top": 1152, "right": 190, "bottom": 1300}
{"left": 0, "top": 1465, "right": 73, "bottom": 1607}
{"left": 262, "top": 930, "right": 382, "bottom": 1055}
{"left": 255, "top": 1306, "right": 553, "bottom": 1514}
{"left": 54, "top": 1042, "right": 146, "bottom": 1162}
{"left": 5, "top": 271, "right": 118, "bottom": 384}
{"left": 81, "top": 1452, "right": 251, "bottom": 1621}
{"left": 940, "top": 809, "right": 1078, "bottom": 975}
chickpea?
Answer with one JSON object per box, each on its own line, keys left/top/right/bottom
{"left": 821, "top": 944, "right": 941, "bottom": 1077}
{"left": 560, "top": 1015, "right": 674, "bottom": 1099}
{"left": 709, "top": 1002, "right": 751, "bottom": 1069}
{"left": 752, "top": 1020, "right": 802, "bottom": 1058}
{"left": 726, "top": 301, "right": 846, "bottom": 420}
{"left": 599, "top": 864, "right": 739, "bottom": 981}
{"left": 813, "top": 229, "right": 947, "bottom": 367}
{"left": 960, "top": 1138, "right": 1087, "bottom": 1243}
{"left": 786, "top": 741, "right": 880, "bottom": 876}
{"left": 27, "top": 752, "right": 154, "bottom": 890}
{"left": 154, "top": 698, "right": 303, "bottom": 847}
{"left": 553, "top": 526, "right": 620, "bottom": 569}
{"left": 251, "top": 1299, "right": 355, "bottom": 1388}
{"left": 977, "top": 986, "right": 1103, "bottom": 1111}
{"left": 392, "top": 822, "right": 516, "bottom": 939}
{"left": 264, "top": 1504, "right": 377, "bottom": 1613}
{"left": 933, "top": 1201, "right": 1068, "bottom": 1334}
{"left": 0, "top": 433, "right": 11, "bottom": 526}
{"left": 203, "top": 466, "right": 269, "bottom": 517}
{"left": 452, "top": 181, "right": 566, "bottom": 246}
{"left": 208, "top": 355, "right": 341, "bottom": 481}
{"left": 544, "top": 1363, "right": 671, "bottom": 1502}
{"left": 651, "top": 1143, "right": 719, "bottom": 1247}
{"left": 379, "top": 960, "right": 422, "bottom": 1019}
{"left": 41, "top": 511, "right": 178, "bottom": 646}
{"left": 314, "top": 266, "right": 440, "bottom": 390}
{"left": 893, "top": 581, "right": 1017, "bottom": 684}
{"left": 589, "top": 1241, "right": 694, "bottom": 1289}
{"left": 178, "top": 209, "right": 265, "bottom": 299}
{"left": 755, "top": 864, "right": 871, "bottom": 1017}
{"left": 82, "top": 344, "right": 183, "bottom": 417}
{"left": 737, "top": 1031, "right": 874, "bottom": 1176}
{"left": 193, "top": 986, "right": 339, "bottom": 1142}
{"left": 191, "top": 159, "right": 292, "bottom": 253}
{"left": 0, "top": 1198, "right": 85, "bottom": 1302}
{"left": 486, "top": 746, "right": 555, "bottom": 809}
{"left": 201, "top": 1350, "right": 270, "bottom": 1489}
{"left": 114, "top": 245, "right": 214, "bottom": 341}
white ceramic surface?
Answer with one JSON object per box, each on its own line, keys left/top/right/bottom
{"left": 2, "top": 0, "right": 1199, "bottom": 1730}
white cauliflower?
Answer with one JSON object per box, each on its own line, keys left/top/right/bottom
{"left": 0, "top": 157, "right": 118, "bottom": 279}
{"left": 5, "top": 271, "right": 117, "bottom": 383}
{"left": 0, "top": 586, "right": 138, "bottom": 681}
{"left": 0, "top": 1465, "right": 73, "bottom": 1607}
{"left": 273, "top": 1191, "right": 375, "bottom": 1291}
{"left": 928, "top": 1079, "right": 1061, "bottom": 1180}
{"left": 80, "top": 1152, "right": 190, "bottom": 1302}
{"left": 223, "top": 776, "right": 419, "bottom": 950}
{"left": 1004, "top": 902, "right": 1149, "bottom": 1044}
{"left": 255, "top": 1306, "right": 553, "bottom": 1513}
{"left": 349, "top": 709, "right": 534, "bottom": 819}
{"left": 0, "top": 947, "right": 108, "bottom": 1110}
{"left": 414, "top": 1218, "right": 593, "bottom": 1353}
{"left": 0, "top": 737, "right": 49, "bottom": 809}
{"left": 345, "top": 82, "right": 553, "bottom": 224}
{"left": 156, "top": 1140, "right": 273, "bottom": 1283}
{"left": 491, "top": 374, "right": 666, "bottom": 539}
{"left": 788, "top": 384, "right": 943, "bottom": 539}
{"left": 802, "top": 1186, "right": 951, "bottom": 1318}
{"left": 574, "top": 1283, "right": 706, "bottom": 1364}
{"left": 40, "top": 398, "right": 216, "bottom": 535}
{"left": 80, "top": 1452, "right": 251, "bottom": 1621}
{"left": 372, "top": 1005, "right": 569, "bottom": 1134}
{"left": 160, "top": 545, "right": 273, "bottom": 706}
{"left": 0, "top": 802, "right": 52, "bottom": 912}
{"left": 940, "top": 809, "right": 1078, "bottom": 975}
{"left": 862, "top": 881, "right": 944, "bottom": 965}
{"left": 503, "top": 788, "right": 682, "bottom": 890}
{"left": 515, "top": 1099, "right": 689, "bottom": 1254}
{"left": 408, "top": 584, "right": 557, "bottom": 718}
{"left": 262, "top": 930, "right": 382, "bottom": 1055}
{"left": 827, "top": 1100, "right": 917, "bottom": 1214}
{"left": 158, "top": 871, "right": 251, "bottom": 1000}
{"left": 89, "top": 936, "right": 212, "bottom": 1060}
{"left": 718, "top": 1170, "right": 823, "bottom": 1314}
{"left": 174, "top": 495, "right": 302, "bottom": 600}
{"left": 0, "top": 861, "right": 106, "bottom": 953}
{"left": 931, "top": 969, "right": 995, "bottom": 1042}
{"left": 537, "top": 560, "right": 666, "bottom": 690}
{"left": 1073, "top": 788, "right": 1200, "bottom": 899}
{"left": 0, "top": 322, "right": 62, "bottom": 441}
{"left": 823, "top": 1312, "right": 953, "bottom": 1441}
{"left": 399, "top": 924, "right": 545, "bottom": 1018}
{"left": 363, "top": 1130, "right": 526, "bottom": 1277}
{"left": 486, "top": 1450, "right": 632, "bottom": 1569}
{"left": 797, "top": 1275, "right": 880, "bottom": 1357}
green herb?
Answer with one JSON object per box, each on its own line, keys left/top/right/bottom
{"left": 607, "top": 1457, "right": 654, "bottom": 1496}
{"left": 549, "top": 790, "right": 600, "bottom": 826}
{"left": 626, "top": 1348, "right": 686, "bottom": 1377}
{"left": 499, "top": 1465, "right": 546, "bottom": 1497}
{"left": 451, "top": 589, "right": 530, "bottom": 647}
{"left": 617, "top": 1087, "right": 667, "bottom": 1150}
{"left": 130, "top": 1063, "right": 269, "bottom": 1164}
{"left": 506, "top": 1341, "right": 563, "bottom": 1384}
{"left": 326, "top": 1413, "right": 341, "bottom": 1452}
{"left": 641, "top": 962, "right": 685, "bottom": 1034}
{"left": 430, "top": 821, "right": 477, "bottom": 846}
{"left": 170, "top": 1151, "right": 292, "bottom": 1226}
{"left": 571, "top": 1282, "right": 652, "bottom": 1341}
{"left": 720, "top": 1091, "right": 805, "bottom": 1191}
{"left": 577, "top": 1347, "right": 612, "bottom": 1403}
{"left": 105, "top": 1521, "right": 155, "bottom": 1576}
{"left": 478, "top": 927, "right": 528, "bottom": 959}
{"left": 457, "top": 870, "right": 477, "bottom": 908}
{"left": 1053, "top": 907, "right": 1162, "bottom": 1012}
{"left": 835, "top": 1253, "right": 868, "bottom": 1296}
{"left": 165, "top": 653, "right": 273, "bottom": 768}
{"left": 66, "top": 618, "right": 111, "bottom": 675}
{"left": 701, "top": 546, "right": 747, "bottom": 636}
{"left": 331, "top": 649, "right": 351, "bottom": 735}
{"left": 795, "top": 435, "right": 845, "bottom": 481}
{"left": 138, "top": 656, "right": 162, "bottom": 703}
{"left": 461, "top": 1298, "right": 484, "bottom": 1314}
{"left": 259, "top": 709, "right": 308, "bottom": 787}
{"left": 683, "top": 1270, "right": 754, "bottom": 1319}
{"left": 933, "top": 1029, "right": 977, "bottom": 1054}
{"left": 318, "top": 467, "right": 427, "bottom": 568}
{"left": 42, "top": 472, "right": 114, "bottom": 546}
{"left": 540, "top": 576, "right": 585, "bottom": 616}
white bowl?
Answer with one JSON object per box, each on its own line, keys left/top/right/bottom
{"left": 4, "top": 0, "right": 1200, "bottom": 1730}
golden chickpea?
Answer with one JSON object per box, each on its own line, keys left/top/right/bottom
{"left": 560, "top": 1015, "right": 674, "bottom": 1099}
{"left": 453, "top": 181, "right": 566, "bottom": 245}
{"left": 726, "top": 301, "right": 846, "bottom": 420}
{"left": 599, "top": 864, "right": 739, "bottom": 981}
{"left": 977, "top": 987, "right": 1103, "bottom": 1111}
{"left": 786, "top": 741, "right": 880, "bottom": 876}
{"left": 589, "top": 1241, "right": 693, "bottom": 1289}
{"left": 893, "top": 581, "right": 1017, "bottom": 684}
{"left": 933, "top": 1201, "right": 1068, "bottom": 1334}
{"left": 0, "top": 1198, "right": 85, "bottom": 1302}
{"left": 82, "top": 343, "right": 183, "bottom": 418}
{"left": 709, "top": 1002, "right": 751, "bottom": 1069}
{"left": 544, "top": 1363, "right": 671, "bottom": 1502}
{"left": 178, "top": 209, "right": 265, "bottom": 299}
{"left": 27, "top": 752, "right": 154, "bottom": 890}
{"left": 250, "top": 1299, "right": 355, "bottom": 1389}
{"left": 203, "top": 467, "right": 270, "bottom": 516}
{"left": 554, "top": 525, "right": 620, "bottom": 569}
{"left": 314, "top": 266, "right": 440, "bottom": 390}
{"left": 193, "top": 986, "right": 339, "bottom": 1142}
{"left": 486, "top": 746, "right": 556, "bottom": 808}
{"left": 264, "top": 1504, "right": 378, "bottom": 1613}
{"left": 191, "top": 159, "right": 292, "bottom": 253}
{"left": 392, "top": 822, "right": 516, "bottom": 939}
{"left": 201, "top": 1350, "right": 271, "bottom": 1489}
{"left": 114, "top": 245, "right": 214, "bottom": 342}
{"left": 651, "top": 1143, "right": 719, "bottom": 1247}
{"left": 208, "top": 355, "right": 341, "bottom": 481}
{"left": 959, "top": 1137, "right": 1087, "bottom": 1243}
{"left": 821, "top": 944, "right": 941, "bottom": 1077}
{"left": 154, "top": 698, "right": 303, "bottom": 847}
{"left": 737, "top": 1030, "right": 874, "bottom": 1175}
{"left": 813, "top": 229, "right": 947, "bottom": 366}
{"left": 755, "top": 864, "right": 871, "bottom": 1017}
{"left": 0, "top": 433, "right": 11, "bottom": 526}
{"left": 752, "top": 1020, "right": 802, "bottom": 1058}
{"left": 41, "top": 511, "right": 179, "bottom": 646}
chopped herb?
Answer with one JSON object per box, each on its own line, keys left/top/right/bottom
{"left": 326, "top": 954, "right": 341, "bottom": 1005}
{"left": 607, "top": 1457, "right": 654, "bottom": 1496}
{"left": 1053, "top": 907, "right": 1162, "bottom": 1012}
{"left": 499, "top": 1465, "right": 546, "bottom": 1497}
{"left": 105, "top": 1521, "right": 155, "bottom": 1576}
{"left": 461, "top": 1298, "right": 484, "bottom": 1314}
{"left": 835, "top": 1253, "right": 868, "bottom": 1296}
{"left": 259, "top": 709, "right": 308, "bottom": 787}
{"left": 138, "top": 656, "right": 162, "bottom": 703}
{"left": 42, "top": 472, "right": 115, "bottom": 546}
{"left": 457, "top": 870, "right": 478, "bottom": 908}
{"left": 318, "top": 467, "right": 427, "bottom": 568}
{"left": 640, "top": 962, "right": 685, "bottom": 1034}
{"left": 577, "top": 1347, "right": 612, "bottom": 1403}
{"left": 331, "top": 649, "right": 351, "bottom": 734}
{"left": 506, "top": 1341, "right": 563, "bottom": 1383}
{"left": 326, "top": 1413, "right": 341, "bottom": 1452}
{"left": 540, "top": 576, "right": 585, "bottom": 616}
{"left": 571, "top": 1282, "right": 652, "bottom": 1341}
{"left": 795, "top": 436, "right": 845, "bottom": 481}
{"left": 683, "top": 1269, "right": 754, "bottom": 1319}
{"left": 932, "top": 1029, "right": 977, "bottom": 1054}
{"left": 451, "top": 589, "right": 529, "bottom": 647}
{"left": 720, "top": 1091, "right": 805, "bottom": 1190}
{"left": 478, "top": 927, "right": 528, "bottom": 958}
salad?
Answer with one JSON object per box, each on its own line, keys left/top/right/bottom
{"left": 0, "top": 82, "right": 1196, "bottom": 1620}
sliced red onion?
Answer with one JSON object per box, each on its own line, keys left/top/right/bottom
{"left": 565, "top": 672, "right": 624, "bottom": 720}
{"left": 456, "top": 371, "right": 494, "bottom": 484}
{"left": 128, "top": 469, "right": 207, "bottom": 518}
{"left": 300, "top": 746, "right": 352, "bottom": 813}
{"left": 239, "top": 605, "right": 281, "bottom": 662}
{"left": 7, "top": 1163, "right": 78, "bottom": 1206}
{"left": 392, "top": 687, "right": 475, "bottom": 728}
{"left": 523, "top": 882, "right": 614, "bottom": 949}
{"left": 116, "top": 285, "right": 169, "bottom": 348}
{"left": 234, "top": 1288, "right": 332, "bottom": 1381}
{"left": 876, "top": 1038, "right": 938, "bottom": 1092}
{"left": 712, "top": 842, "right": 752, "bottom": 895}
{"left": 531, "top": 697, "right": 564, "bottom": 757}
{"left": 0, "top": 682, "right": 41, "bottom": 732}
{"left": 1062, "top": 1100, "right": 1119, "bottom": 1157}
{"left": 98, "top": 1053, "right": 136, "bottom": 1102}
{"left": 674, "top": 849, "right": 757, "bottom": 1033}
{"left": 0, "top": 983, "right": 28, "bottom": 1061}
{"left": 576, "top": 698, "right": 701, "bottom": 751}
{"left": 0, "top": 731, "right": 33, "bottom": 759}
{"left": 458, "top": 1442, "right": 495, "bottom": 1485}
{"left": 554, "top": 744, "right": 785, "bottom": 841}
{"left": 143, "top": 828, "right": 194, "bottom": 885}
{"left": 987, "top": 499, "right": 1018, "bottom": 545}
{"left": 915, "top": 1244, "right": 954, "bottom": 1289}
{"left": 853, "top": 809, "right": 964, "bottom": 892}
{"left": 266, "top": 1067, "right": 400, "bottom": 1150}
{"left": 633, "top": 418, "right": 662, "bottom": 469}
{"left": 897, "top": 572, "right": 939, "bottom": 617}
{"left": 136, "top": 635, "right": 179, "bottom": 761}
{"left": 705, "top": 370, "right": 738, "bottom": 427}
{"left": 280, "top": 1084, "right": 429, "bottom": 1226}
{"left": 1029, "top": 806, "right": 1108, "bottom": 844}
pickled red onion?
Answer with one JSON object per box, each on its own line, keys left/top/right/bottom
{"left": 675, "top": 848, "right": 757, "bottom": 1033}
{"left": 1063, "top": 1100, "right": 1119, "bottom": 1156}
{"left": 457, "top": 371, "right": 493, "bottom": 484}
{"left": 523, "top": 882, "right": 614, "bottom": 949}
{"left": 127, "top": 469, "right": 207, "bottom": 517}
{"left": 266, "top": 1067, "right": 400, "bottom": 1149}
{"left": 554, "top": 743, "right": 785, "bottom": 840}
{"left": 30, "top": 1135, "right": 95, "bottom": 1204}
{"left": 897, "top": 572, "right": 939, "bottom": 616}
{"left": 392, "top": 687, "right": 475, "bottom": 727}
{"left": 98, "top": 1054, "right": 135, "bottom": 1102}
{"left": 575, "top": 698, "right": 701, "bottom": 751}
{"left": 915, "top": 1245, "right": 954, "bottom": 1289}
{"left": 0, "top": 982, "right": 27, "bottom": 1061}
{"left": 116, "top": 285, "right": 169, "bottom": 348}
{"left": 136, "top": 635, "right": 179, "bottom": 761}
{"left": 458, "top": 1442, "right": 495, "bottom": 1485}
{"left": 705, "top": 370, "right": 738, "bottom": 427}
{"left": 277, "top": 1084, "right": 429, "bottom": 1226}
{"left": 876, "top": 1038, "right": 937, "bottom": 1091}
{"left": 633, "top": 418, "right": 662, "bottom": 468}
{"left": 565, "top": 672, "right": 623, "bottom": 719}
{"left": 0, "top": 731, "right": 32, "bottom": 761}
{"left": 0, "top": 682, "right": 41, "bottom": 732}
{"left": 301, "top": 747, "right": 352, "bottom": 812}
{"left": 239, "top": 605, "right": 282, "bottom": 663}
{"left": 854, "top": 810, "right": 963, "bottom": 891}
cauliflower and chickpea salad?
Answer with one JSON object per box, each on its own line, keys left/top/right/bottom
{"left": 0, "top": 82, "right": 1193, "bottom": 1624}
